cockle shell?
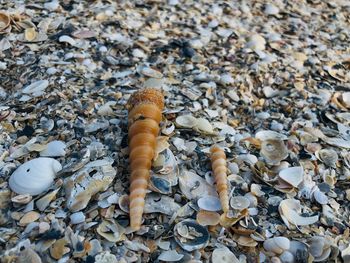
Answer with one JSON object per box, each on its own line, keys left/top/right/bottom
{"left": 212, "top": 247, "right": 240, "bottom": 263}
{"left": 9, "top": 158, "right": 62, "bottom": 195}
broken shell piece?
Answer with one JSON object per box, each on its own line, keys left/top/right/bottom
{"left": 157, "top": 250, "right": 184, "bottom": 262}
{"left": 175, "top": 115, "right": 198, "bottom": 128}
{"left": 40, "top": 140, "right": 66, "bottom": 157}
{"left": 315, "top": 149, "right": 338, "bottom": 167}
{"left": 196, "top": 210, "right": 220, "bottom": 226}
{"left": 263, "top": 237, "right": 290, "bottom": 254}
{"left": 342, "top": 92, "right": 350, "bottom": 108}
{"left": 11, "top": 194, "right": 32, "bottom": 204}
{"left": 64, "top": 161, "right": 116, "bottom": 211}
{"left": 19, "top": 211, "right": 40, "bottom": 226}
{"left": 149, "top": 176, "right": 171, "bottom": 194}
{"left": 36, "top": 188, "right": 60, "bottom": 211}
{"left": 0, "top": 12, "right": 10, "bottom": 32}
{"left": 22, "top": 80, "right": 49, "bottom": 96}
{"left": 279, "top": 199, "right": 319, "bottom": 228}
{"left": 18, "top": 248, "right": 42, "bottom": 263}
{"left": 279, "top": 251, "right": 294, "bottom": 263}
{"left": 255, "top": 130, "right": 287, "bottom": 141}
{"left": 308, "top": 236, "right": 332, "bottom": 262}
{"left": 230, "top": 196, "right": 250, "bottom": 211}
{"left": 97, "top": 220, "right": 125, "bottom": 242}
{"left": 219, "top": 209, "right": 249, "bottom": 228}
{"left": 9, "top": 158, "right": 62, "bottom": 195}
{"left": 179, "top": 170, "right": 217, "bottom": 200}
{"left": 70, "top": 212, "right": 86, "bottom": 224}
{"left": 260, "top": 140, "right": 288, "bottom": 165}
{"left": 197, "top": 196, "right": 222, "bottom": 211}
{"left": 212, "top": 246, "right": 240, "bottom": 263}
{"left": 278, "top": 166, "right": 304, "bottom": 188}
{"left": 144, "top": 193, "right": 180, "bottom": 215}
{"left": 174, "top": 219, "right": 209, "bottom": 252}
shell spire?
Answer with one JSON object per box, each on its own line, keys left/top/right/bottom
{"left": 127, "top": 88, "right": 164, "bottom": 231}
{"left": 210, "top": 145, "right": 229, "bottom": 213}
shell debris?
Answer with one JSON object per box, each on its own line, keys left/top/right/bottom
{"left": 1, "top": 1, "right": 349, "bottom": 262}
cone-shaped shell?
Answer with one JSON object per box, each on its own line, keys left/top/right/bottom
{"left": 127, "top": 88, "right": 164, "bottom": 231}
{"left": 210, "top": 145, "right": 229, "bottom": 212}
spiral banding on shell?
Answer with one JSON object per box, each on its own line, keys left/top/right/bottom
{"left": 210, "top": 145, "right": 229, "bottom": 213}
{"left": 127, "top": 88, "right": 164, "bottom": 231}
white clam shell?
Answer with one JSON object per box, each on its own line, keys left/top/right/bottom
{"left": 40, "top": 140, "right": 67, "bottom": 157}
{"left": 9, "top": 158, "right": 62, "bottom": 195}
{"left": 197, "top": 196, "right": 222, "bottom": 211}
{"left": 175, "top": 115, "right": 198, "bottom": 128}
{"left": 278, "top": 166, "right": 304, "bottom": 188}
{"left": 195, "top": 118, "right": 214, "bottom": 134}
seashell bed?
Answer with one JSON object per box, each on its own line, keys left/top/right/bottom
{"left": 1, "top": 1, "right": 350, "bottom": 262}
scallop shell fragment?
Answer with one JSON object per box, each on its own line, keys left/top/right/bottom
{"left": 9, "top": 158, "right": 62, "bottom": 195}
{"left": 278, "top": 166, "right": 304, "bottom": 188}
{"left": 174, "top": 219, "right": 209, "bottom": 252}
{"left": 279, "top": 199, "right": 319, "bottom": 228}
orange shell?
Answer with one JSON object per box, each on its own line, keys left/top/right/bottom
{"left": 210, "top": 145, "right": 229, "bottom": 213}
{"left": 127, "top": 88, "right": 164, "bottom": 231}
{"left": 127, "top": 88, "right": 164, "bottom": 111}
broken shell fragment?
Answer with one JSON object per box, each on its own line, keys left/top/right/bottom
{"left": 212, "top": 246, "right": 240, "bottom": 263}
{"left": 96, "top": 220, "right": 125, "bottom": 242}
{"left": 255, "top": 130, "right": 288, "bottom": 141}
{"left": 36, "top": 188, "right": 60, "bottom": 211}
{"left": 308, "top": 236, "right": 333, "bottom": 262}
{"left": 9, "top": 158, "right": 62, "bottom": 195}
{"left": 196, "top": 210, "right": 220, "bottom": 226}
{"left": 174, "top": 219, "right": 209, "bottom": 252}
{"left": 279, "top": 199, "right": 319, "bottom": 228}
{"left": 39, "top": 140, "right": 67, "bottom": 157}
{"left": 0, "top": 12, "right": 10, "bottom": 32}
{"left": 278, "top": 166, "right": 304, "bottom": 188}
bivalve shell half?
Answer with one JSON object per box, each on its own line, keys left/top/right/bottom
{"left": 40, "top": 140, "right": 67, "bottom": 157}
{"left": 196, "top": 210, "right": 220, "bottom": 226}
{"left": 255, "top": 130, "right": 288, "bottom": 141}
{"left": 197, "top": 196, "right": 222, "bottom": 211}
{"left": 157, "top": 250, "right": 184, "bottom": 262}
{"left": 175, "top": 115, "right": 198, "bottom": 128}
{"left": 278, "top": 166, "right": 304, "bottom": 188}
{"left": 0, "top": 12, "right": 10, "bottom": 32}
{"left": 260, "top": 139, "right": 288, "bottom": 165}
{"left": 9, "top": 158, "right": 62, "bottom": 195}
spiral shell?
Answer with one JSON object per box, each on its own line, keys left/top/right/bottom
{"left": 127, "top": 88, "right": 164, "bottom": 231}
{"left": 210, "top": 145, "right": 229, "bottom": 212}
